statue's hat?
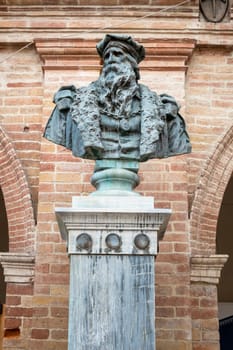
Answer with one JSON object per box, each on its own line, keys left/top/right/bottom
{"left": 96, "top": 34, "right": 145, "bottom": 63}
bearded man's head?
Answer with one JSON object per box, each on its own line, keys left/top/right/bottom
{"left": 96, "top": 35, "right": 145, "bottom": 116}
{"left": 98, "top": 48, "right": 138, "bottom": 116}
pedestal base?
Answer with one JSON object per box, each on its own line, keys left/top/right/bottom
{"left": 91, "top": 168, "right": 140, "bottom": 196}
{"left": 56, "top": 196, "right": 171, "bottom": 350}
{"left": 70, "top": 255, "right": 154, "bottom": 350}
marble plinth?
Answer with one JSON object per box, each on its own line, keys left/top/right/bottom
{"left": 56, "top": 196, "right": 171, "bottom": 350}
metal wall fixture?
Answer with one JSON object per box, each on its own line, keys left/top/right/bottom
{"left": 200, "top": 0, "right": 230, "bottom": 23}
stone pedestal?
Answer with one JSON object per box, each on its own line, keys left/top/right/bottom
{"left": 56, "top": 196, "right": 171, "bottom": 350}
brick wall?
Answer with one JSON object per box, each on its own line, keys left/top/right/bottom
{"left": 186, "top": 47, "right": 233, "bottom": 228}
{"left": 0, "top": 46, "right": 43, "bottom": 218}
{"left": 3, "top": 283, "right": 34, "bottom": 350}
{"left": 0, "top": 2, "right": 233, "bottom": 349}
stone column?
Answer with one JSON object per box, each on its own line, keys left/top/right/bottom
{"left": 56, "top": 196, "right": 171, "bottom": 350}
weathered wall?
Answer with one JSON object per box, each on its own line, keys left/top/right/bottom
{"left": 0, "top": 1, "right": 233, "bottom": 350}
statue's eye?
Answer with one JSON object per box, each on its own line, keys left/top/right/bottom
{"left": 114, "top": 51, "right": 122, "bottom": 57}
{"left": 104, "top": 50, "right": 123, "bottom": 60}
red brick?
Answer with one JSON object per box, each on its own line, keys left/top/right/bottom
{"left": 31, "top": 329, "right": 49, "bottom": 339}
{"left": 51, "top": 307, "right": 69, "bottom": 318}
{"left": 156, "top": 307, "right": 175, "bottom": 317}
{"left": 6, "top": 307, "right": 33, "bottom": 317}
{"left": 50, "top": 264, "right": 69, "bottom": 274}
{"left": 200, "top": 298, "right": 217, "bottom": 308}
{"left": 34, "top": 307, "right": 49, "bottom": 317}
{"left": 6, "top": 283, "right": 33, "bottom": 296}
{"left": 51, "top": 329, "right": 68, "bottom": 340}
{"left": 4, "top": 318, "right": 21, "bottom": 329}
{"left": 174, "top": 329, "right": 191, "bottom": 340}
{"left": 192, "top": 345, "right": 219, "bottom": 350}
{"left": 5, "top": 296, "right": 21, "bottom": 305}
{"left": 176, "top": 307, "right": 190, "bottom": 317}
{"left": 192, "top": 309, "right": 217, "bottom": 320}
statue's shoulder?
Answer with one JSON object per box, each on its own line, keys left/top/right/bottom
{"left": 139, "top": 83, "right": 151, "bottom": 94}
{"left": 54, "top": 85, "right": 76, "bottom": 103}
{"left": 159, "top": 93, "right": 179, "bottom": 106}
{"left": 138, "top": 83, "right": 160, "bottom": 103}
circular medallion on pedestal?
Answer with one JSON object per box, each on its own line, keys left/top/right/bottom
{"left": 134, "top": 233, "right": 150, "bottom": 250}
{"left": 105, "top": 233, "right": 122, "bottom": 251}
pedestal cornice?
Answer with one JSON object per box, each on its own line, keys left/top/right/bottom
{"left": 55, "top": 196, "right": 171, "bottom": 256}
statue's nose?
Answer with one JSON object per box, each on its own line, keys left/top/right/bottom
{"left": 109, "top": 52, "right": 114, "bottom": 60}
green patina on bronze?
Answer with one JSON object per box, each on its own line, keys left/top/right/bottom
{"left": 44, "top": 34, "right": 191, "bottom": 194}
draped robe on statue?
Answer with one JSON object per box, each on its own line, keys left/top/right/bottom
{"left": 44, "top": 83, "right": 191, "bottom": 162}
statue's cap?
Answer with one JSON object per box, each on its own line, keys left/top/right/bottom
{"left": 96, "top": 34, "right": 145, "bottom": 63}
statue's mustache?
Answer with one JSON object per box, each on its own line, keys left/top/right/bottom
{"left": 102, "top": 63, "right": 121, "bottom": 74}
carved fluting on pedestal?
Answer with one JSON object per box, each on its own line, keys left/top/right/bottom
{"left": 69, "top": 255, "right": 155, "bottom": 350}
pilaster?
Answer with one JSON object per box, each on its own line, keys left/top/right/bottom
{"left": 191, "top": 254, "right": 228, "bottom": 349}
{"left": 0, "top": 253, "right": 35, "bottom": 350}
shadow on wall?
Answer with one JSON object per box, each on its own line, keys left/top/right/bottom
{"left": 0, "top": 187, "right": 9, "bottom": 304}
{"left": 217, "top": 174, "right": 233, "bottom": 349}
{"left": 219, "top": 316, "right": 233, "bottom": 350}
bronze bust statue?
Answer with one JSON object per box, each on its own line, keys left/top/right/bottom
{"left": 44, "top": 34, "right": 191, "bottom": 164}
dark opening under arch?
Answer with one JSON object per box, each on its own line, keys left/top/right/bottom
{"left": 0, "top": 187, "right": 8, "bottom": 304}
{"left": 217, "top": 174, "right": 233, "bottom": 349}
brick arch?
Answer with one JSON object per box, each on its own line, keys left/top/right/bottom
{"left": 0, "top": 126, "right": 35, "bottom": 253}
{"left": 190, "top": 123, "right": 233, "bottom": 256}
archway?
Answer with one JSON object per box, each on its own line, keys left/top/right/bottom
{"left": 0, "top": 126, "right": 35, "bottom": 348}
{"left": 190, "top": 123, "right": 233, "bottom": 256}
{"left": 0, "top": 126, "right": 35, "bottom": 252}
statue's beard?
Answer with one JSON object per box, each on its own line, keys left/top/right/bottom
{"left": 98, "top": 61, "right": 138, "bottom": 118}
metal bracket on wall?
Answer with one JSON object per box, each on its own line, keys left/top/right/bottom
{"left": 200, "top": 0, "right": 230, "bottom": 23}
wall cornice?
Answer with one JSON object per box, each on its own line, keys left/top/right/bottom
{"left": 0, "top": 253, "right": 35, "bottom": 284}
{"left": 0, "top": 3, "right": 199, "bottom": 15}
{"left": 35, "top": 38, "right": 196, "bottom": 72}
{"left": 191, "top": 254, "right": 229, "bottom": 285}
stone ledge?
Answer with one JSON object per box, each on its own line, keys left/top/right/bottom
{"left": 191, "top": 254, "right": 228, "bottom": 285}
{"left": 0, "top": 3, "right": 199, "bottom": 16}
{"left": 0, "top": 253, "right": 35, "bottom": 284}
{"left": 35, "top": 38, "right": 196, "bottom": 72}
